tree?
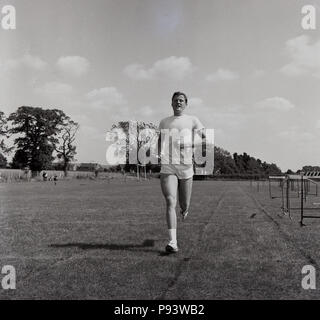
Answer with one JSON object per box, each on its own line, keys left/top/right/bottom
{"left": 264, "top": 163, "right": 282, "bottom": 175}
{"left": 0, "top": 111, "right": 12, "bottom": 155}
{"left": 233, "top": 153, "right": 245, "bottom": 173}
{"left": 232, "top": 152, "right": 282, "bottom": 177}
{"left": 214, "top": 146, "right": 238, "bottom": 174}
{"left": 0, "top": 153, "right": 7, "bottom": 168}
{"left": 54, "top": 117, "right": 79, "bottom": 177}
{"left": 8, "top": 106, "right": 66, "bottom": 176}
{"left": 0, "top": 111, "right": 6, "bottom": 151}
{"left": 108, "top": 120, "right": 159, "bottom": 172}
{"left": 11, "top": 149, "right": 28, "bottom": 169}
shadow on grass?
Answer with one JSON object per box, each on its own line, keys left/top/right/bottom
{"left": 158, "top": 251, "right": 179, "bottom": 257}
{"left": 49, "top": 239, "right": 156, "bottom": 252}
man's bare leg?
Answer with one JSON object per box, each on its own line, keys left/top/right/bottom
{"left": 160, "top": 174, "right": 178, "bottom": 252}
{"left": 160, "top": 174, "right": 178, "bottom": 228}
{"left": 178, "top": 177, "right": 193, "bottom": 219}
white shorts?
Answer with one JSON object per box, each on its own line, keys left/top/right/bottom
{"left": 160, "top": 164, "right": 194, "bottom": 179}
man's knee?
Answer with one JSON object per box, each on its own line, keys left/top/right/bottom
{"left": 165, "top": 195, "right": 176, "bottom": 208}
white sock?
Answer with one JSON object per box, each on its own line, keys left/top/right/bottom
{"left": 168, "top": 229, "right": 177, "bottom": 244}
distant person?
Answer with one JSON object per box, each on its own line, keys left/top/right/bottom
{"left": 42, "top": 172, "right": 48, "bottom": 181}
{"left": 158, "top": 91, "right": 206, "bottom": 253}
{"left": 53, "top": 174, "right": 58, "bottom": 185}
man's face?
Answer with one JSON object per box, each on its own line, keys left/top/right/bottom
{"left": 172, "top": 95, "right": 187, "bottom": 115}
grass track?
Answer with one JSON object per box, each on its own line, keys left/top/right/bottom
{"left": 1, "top": 179, "right": 320, "bottom": 299}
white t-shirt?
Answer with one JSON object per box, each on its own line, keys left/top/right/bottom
{"left": 159, "top": 114, "right": 204, "bottom": 165}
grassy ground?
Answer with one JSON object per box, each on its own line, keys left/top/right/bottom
{"left": 0, "top": 178, "right": 320, "bottom": 299}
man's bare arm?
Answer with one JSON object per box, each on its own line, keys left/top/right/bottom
{"left": 157, "top": 129, "right": 162, "bottom": 164}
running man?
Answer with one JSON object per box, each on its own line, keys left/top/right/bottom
{"left": 158, "top": 92, "right": 205, "bottom": 253}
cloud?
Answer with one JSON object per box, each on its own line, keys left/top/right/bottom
{"left": 251, "top": 69, "right": 265, "bottom": 78}
{"left": 34, "top": 81, "right": 73, "bottom": 96}
{"left": 186, "top": 99, "right": 245, "bottom": 129}
{"left": 3, "top": 54, "right": 47, "bottom": 71}
{"left": 188, "top": 97, "right": 204, "bottom": 108}
{"left": 213, "top": 105, "right": 247, "bottom": 128}
{"left": 124, "top": 56, "right": 194, "bottom": 80}
{"left": 79, "top": 125, "right": 103, "bottom": 140}
{"left": 186, "top": 97, "right": 211, "bottom": 117}
{"left": 278, "top": 127, "right": 315, "bottom": 142}
{"left": 255, "top": 97, "right": 295, "bottom": 111}
{"left": 86, "top": 86, "right": 126, "bottom": 109}
{"left": 186, "top": 99, "right": 245, "bottom": 128}
{"left": 280, "top": 35, "right": 320, "bottom": 78}
{"left": 134, "top": 105, "right": 154, "bottom": 116}
{"left": 206, "top": 68, "right": 239, "bottom": 82}
{"left": 123, "top": 64, "right": 152, "bottom": 80}
{"left": 56, "top": 56, "right": 90, "bottom": 77}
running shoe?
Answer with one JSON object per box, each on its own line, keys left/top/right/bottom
{"left": 165, "top": 241, "right": 178, "bottom": 253}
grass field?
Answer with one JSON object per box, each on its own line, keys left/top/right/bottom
{"left": 1, "top": 178, "right": 320, "bottom": 299}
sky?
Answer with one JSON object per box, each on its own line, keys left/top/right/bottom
{"left": 0, "top": 0, "right": 319, "bottom": 171}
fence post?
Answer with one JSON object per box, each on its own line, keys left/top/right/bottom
{"left": 300, "top": 172, "right": 304, "bottom": 226}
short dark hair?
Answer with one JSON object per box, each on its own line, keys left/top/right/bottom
{"left": 172, "top": 91, "right": 188, "bottom": 104}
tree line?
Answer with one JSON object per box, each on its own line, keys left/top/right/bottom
{"left": 0, "top": 107, "right": 79, "bottom": 177}
{"left": 214, "top": 146, "right": 282, "bottom": 178}
{"left": 0, "top": 112, "right": 291, "bottom": 178}
{"left": 110, "top": 121, "right": 283, "bottom": 178}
